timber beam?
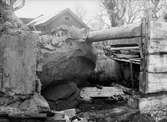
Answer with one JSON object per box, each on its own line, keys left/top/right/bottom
{"left": 86, "top": 22, "right": 142, "bottom": 43}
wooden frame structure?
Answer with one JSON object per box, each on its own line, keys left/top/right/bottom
{"left": 87, "top": 18, "right": 167, "bottom": 115}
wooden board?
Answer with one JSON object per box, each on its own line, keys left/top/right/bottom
{"left": 80, "top": 87, "right": 124, "bottom": 100}
{"left": 105, "top": 46, "right": 139, "bottom": 51}
{"left": 139, "top": 94, "right": 167, "bottom": 114}
{"left": 105, "top": 38, "right": 139, "bottom": 46}
{"left": 146, "top": 73, "right": 167, "bottom": 93}
{"left": 148, "top": 21, "right": 167, "bottom": 53}
{"left": 147, "top": 54, "right": 167, "bottom": 72}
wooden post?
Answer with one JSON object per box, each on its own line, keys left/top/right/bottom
{"left": 139, "top": 17, "right": 149, "bottom": 93}
{"left": 130, "top": 61, "right": 134, "bottom": 89}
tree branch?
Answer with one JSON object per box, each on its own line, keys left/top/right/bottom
{"left": 118, "top": 7, "right": 126, "bottom": 19}
{"left": 14, "top": 0, "right": 25, "bottom": 11}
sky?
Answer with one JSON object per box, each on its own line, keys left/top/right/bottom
{"left": 15, "top": 0, "right": 102, "bottom": 23}
{"left": 15, "top": 0, "right": 111, "bottom": 30}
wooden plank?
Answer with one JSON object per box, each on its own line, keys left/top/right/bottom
{"left": 80, "top": 87, "right": 124, "bottom": 100}
{"left": 108, "top": 57, "right": 141, "bottom": 64}
{"left": 147, "top": 54, "right": 167, "bottom": 72}
{"left": 105, "top": 46, "right": 139, "bottom": 51}
{"left": 148, "top": 21, "right": 167, "bottom": 53}
{"left": 139, "top": 94, "right": 167, "bottom": 114}
{"left": 146, "top": 73, "right": 167, "bottom": 93}
{"left": 113, "top": 54, "right": 139, "bottom": 59}
{"left": 109, "top": 38, "right": 139, "bottom": 46}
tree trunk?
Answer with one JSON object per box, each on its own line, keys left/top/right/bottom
{"left": 86, "top": 22, "right": 142, "bottom": 43}
{"left": 0, "top": 1, "right": 49, "bottom": 116}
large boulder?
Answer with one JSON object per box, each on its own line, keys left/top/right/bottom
{"left": 37, "top": 26, "right": 97, "bottom": 88}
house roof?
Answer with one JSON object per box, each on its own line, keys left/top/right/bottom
{"left": 20, "top": 17, "right": 34, "bottom": 24}
{"left": 34, "top": 8, "right": 89, "bottom": 29}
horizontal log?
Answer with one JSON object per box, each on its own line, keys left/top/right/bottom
{"left": 95, "top": 38, "right": 140, "bottom": 47}
{"left": 148, "top": 39, "right": 167, "bottom": 53}
{"left": 146, "top": 73, "right": 167, "bottom": 93}
{"left": 87, "top": 22, "right": 142, "bottom": 43}
{"left": 148, "top": 21, "right": 167, "bottom": 53}
{"left": 150, "top": 21, "right": 167, "bottom": 39}
{"left": 147, "top": 54, "right": 167, "bottom": 72}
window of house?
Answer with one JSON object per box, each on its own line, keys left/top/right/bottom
{"left": 65, "top": 16, "right": 70, "bottom": 21}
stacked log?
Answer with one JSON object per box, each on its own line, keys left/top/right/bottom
{"left": 139, "top": 20, "right": 167, "bottom": 121}
{"left": 140, "top": 21, "right": 167, "bottom": 93}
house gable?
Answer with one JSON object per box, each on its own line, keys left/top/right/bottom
{"left": 36, "top": 9, "right": 89, "bottom": 33}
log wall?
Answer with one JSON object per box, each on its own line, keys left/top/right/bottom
{"left": 140, "top": 21, "right": 167, "bottom": 93}
{"left": 138, "top": 20, "right": 167, "bottom": 118}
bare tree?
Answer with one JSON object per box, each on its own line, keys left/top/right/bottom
{"left": 1, "top": 0, "right": 25, "bottom": 11}
{"left": 74, "top": 6, "right": 86, "bottom": 20}
{"left": 0, "top": 0, "right": 26, "bottom": 27}
{"left": 102, "top": 0, "right": 126, "bottom": 27}
{"left": 151, "top": 0, "right": 160, "bottom": 19}
{"left": 125, "top": 0, "right": 146, "bottom": 24}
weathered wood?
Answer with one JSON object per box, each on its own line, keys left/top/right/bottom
{"left": 108, "top": 38, "right": 139, "bottom": 46}
{"left": 147, "top": 54, "right": 167, "bottom": 72}
{"left": 148, "top": 21, "right": 167, "bottom": 53}
{"left": 87, "top": 22, "right": 142, "bottom": 43}
{"left": 94, "top": 38, "right": 139, "bottom": 48}
{"left": 80, "top": 87, "right": 124, "bottom": 100}
{"left": 146, "top": 73, "right": 167, "bottom": 93}
{"left": 140, "top": 20, "right": 167, "bottom": 93}
{"left": 113, "top": 54, "right": 139, "bottom": 59}
{"left": 149, "top": 21, "right": 167, "bottom": 39}
{"left": 105, "top": 46, "right": 139, "bottom": 51}
{"left": 108, "top": 57, "right": 141, "bottom": 64}
{"left": 148, "top": 39, "right": 167, "bottom": 53}
{"left": 139, "top": 18, "right": 149, "bottom": 93}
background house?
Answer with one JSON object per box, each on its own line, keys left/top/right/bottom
{"left": 28, "top": 8, "right": 89, "bottom": 34}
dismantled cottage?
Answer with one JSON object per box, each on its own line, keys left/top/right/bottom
{"left": 1, "top": 0, "right": 167, "bottom": 122}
